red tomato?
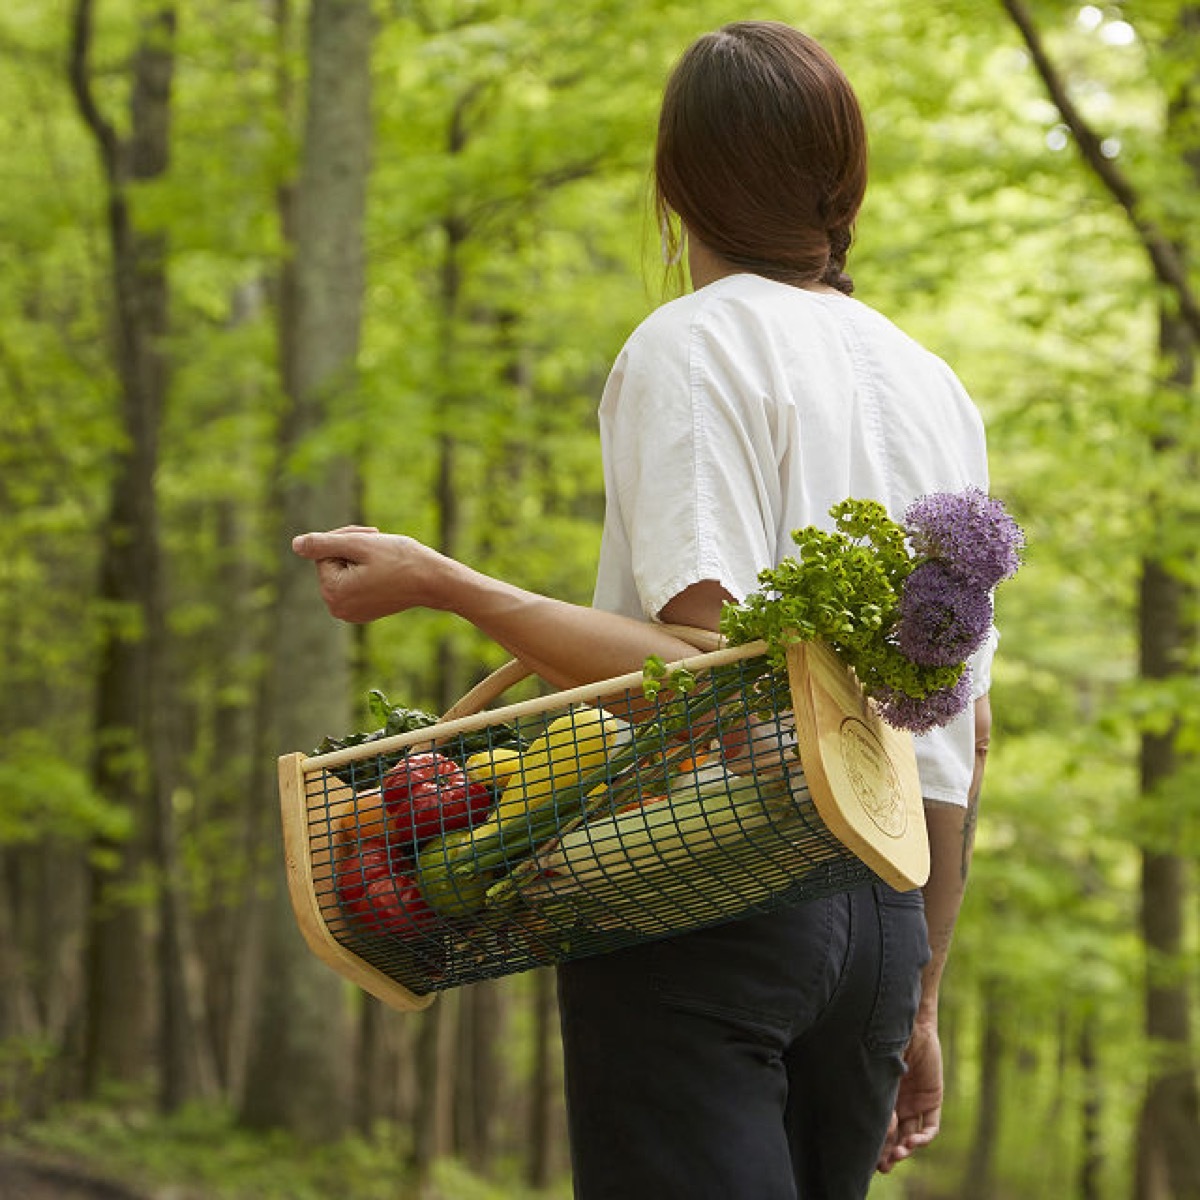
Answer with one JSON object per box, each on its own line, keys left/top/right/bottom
{"left": 334, "top": 837, "right": 396, "bottom": 922}
{"left": 382, "top": 752, "right": 494, "bottom": 849}
{"left": 363, "top": 873, "right": 436, "bottom": 937}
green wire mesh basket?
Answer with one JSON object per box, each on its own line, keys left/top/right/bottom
{"left": 278, "top": 630, "right": 929, "bottom": 1012}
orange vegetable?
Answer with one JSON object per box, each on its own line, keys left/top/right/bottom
{"left": 329, "top": 788, "right": 391, "bottom": 858}
{"left": 674, "top": 750, "right": 710, "bottom": 775}
{"left": 615, "top": 792, "right": 668, "bottom": 815}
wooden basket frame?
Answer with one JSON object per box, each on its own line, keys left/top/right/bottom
{"left": 278, "top": 632, "right": 928, "bottom": 1012}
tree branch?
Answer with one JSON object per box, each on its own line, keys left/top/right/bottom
{"left": 999, "top": 0, "right": 1200, "bottom": 342}
{"left": 68, "top": 0, "right": 121, "bottom": 183}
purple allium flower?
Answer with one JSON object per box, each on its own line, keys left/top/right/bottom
{"left": 896, "top": 560, "right": 993, "bottom": 667}
{"left": 876, "top": 669, "right": 973, "bottom": 735}
{"left": 905, "top": 487, "right": 1025, "bottom": 591}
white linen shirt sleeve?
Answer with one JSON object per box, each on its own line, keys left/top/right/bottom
{"left": 593, "top": 310, "right": 782, "bottom": 621}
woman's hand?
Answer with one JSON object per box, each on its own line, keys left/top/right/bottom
{"left": 291, "top": 526, "right": 453, "bottom": 623}
{"left": 876, "top": 1016, "right": 943, "bottom": 1174}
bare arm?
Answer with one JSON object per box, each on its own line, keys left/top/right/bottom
{"left": 919, "top": 693, "right": 989, "bottom": 1023}
{"left": 878, "top": 693, "right": 990, "bottom": 1173}
{"left": 291, "top": 526, "right": 730, "bottom": 690}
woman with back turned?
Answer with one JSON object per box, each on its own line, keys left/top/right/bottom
{"left": 295, "top": 22, "right": 995, "bottom": 1199}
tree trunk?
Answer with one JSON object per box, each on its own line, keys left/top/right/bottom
{"left": 1079, "top": 1016, "right": 1103, "bottom": 1200}
{"left": 1134, "top": 12, "right": 1199, "bottom": 1187}
{"left": 962, "top": 983, "right": 1004, "bottom": 1200}
{"left": 455, "top": 981, "right": 504, "bottom": 1170}
{"left": 354, "top": 993, "right": 419, "bottom": 1137}
{"left": 1136, "top": 543, "right": 1200, "bottom": 1200}
{"left": 239, "top": 0, "right": 374, "bottom": 1135}
{"left": 527, "top": 968, "right": 561, "bottom": 1189}
{"left": 193, "top": 486, "right": 272, "bottom": 1101}
{"left": 411, "top": 117, "right": 474, "bottom": 1176}
{"left": 352, "top": 997, "right": 383, "bottom": 1135}
{"left": 67, "top": 0, "right": 182, "bottom": 1098}
{"left": 412, "top": 996, "right": 459, "bottom": 1184}
{"left": 0, "top": 852, "right": 43, "bottom": 1119}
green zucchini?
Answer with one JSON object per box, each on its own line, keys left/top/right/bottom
{"left": 533, "top": 773, "right": 797, "bottom": 885}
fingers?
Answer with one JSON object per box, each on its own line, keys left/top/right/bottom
{"left": 898, "top": 1108, "right": 939, "bottom": 1143}
{"left": 291, "top": 533, "right": 323, "bottom": 559}
{"left": 292, "top": 526, "right": 381, "bottom": 560}
{"left": 311, "top": 557, "right": 368, "bottom": 623}
{"left": 876, "top": 1136, "right": 926, "bottom": 1174}
{"left": 876, "top": 1111, "right": 940, "bottom": 1174}
{"left": 876, "top": 1112, "right": 900, "bottom": 1173}
{"left": 905, "top": 1122, "right": 939, "bottom": 1150}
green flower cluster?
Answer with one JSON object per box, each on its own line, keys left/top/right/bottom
{"left": 719, "top": 499, "right": 964, "bottom": 710}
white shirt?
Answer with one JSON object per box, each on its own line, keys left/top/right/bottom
{"left": 593, "top": 273, "right": 993, "bottom": 805}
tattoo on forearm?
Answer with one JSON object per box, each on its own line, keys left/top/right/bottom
{"left": 929, "top": 919, "right": 956, "bottom": 960}
{"left": 961, "top": 793, "right": 980, "bottom": 883}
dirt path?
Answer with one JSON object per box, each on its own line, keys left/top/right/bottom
{"left": 0, "top": 1154, "right": 151, "bottom": 1200}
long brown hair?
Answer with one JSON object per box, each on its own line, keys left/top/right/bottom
{"left": 655, "top": 22, "right": 867, "bottom": 294}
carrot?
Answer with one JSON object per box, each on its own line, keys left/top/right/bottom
{"left": 615, "top": 793, "right": 668, "bottom": 815}
{"left": 673, "top": 751, "right": 710, "bottom": 776}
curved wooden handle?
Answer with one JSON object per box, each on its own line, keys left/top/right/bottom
{"left": 440, "top": 658, "right": 533, "bottom": 722}
{"left": 438, "top": 624, "right": 725, "bottom": 722}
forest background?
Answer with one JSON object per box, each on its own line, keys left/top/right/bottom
{"left": 1, "top": 0, "right": 1197, "bottom": 1198}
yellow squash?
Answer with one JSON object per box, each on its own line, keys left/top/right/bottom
{"left": 490, "top": 706, "right": 629, "bottom": 826}
{"left": 463, "top": 747, "right": 523, "bottom": 791}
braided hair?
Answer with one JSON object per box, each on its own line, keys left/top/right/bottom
{"left": 656, "top": 23, "right": 867, "bottom": 296}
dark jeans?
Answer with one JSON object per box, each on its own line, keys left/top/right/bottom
{"left": 557, "top": 881, "right": 929, "bottom": 1200}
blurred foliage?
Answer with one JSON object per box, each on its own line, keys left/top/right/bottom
{"left": 0, "top": 0, "right": 1196, "bottom": 1197}
{"left": 4, "top": 1100, "right": 573, "bottom": 1198}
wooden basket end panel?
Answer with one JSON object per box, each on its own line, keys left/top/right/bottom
{"left": 786, "top": 643, "right": 930, "bottom": 891}
{"left": 277, "top": 752, "right": 436, "bottom": 1014}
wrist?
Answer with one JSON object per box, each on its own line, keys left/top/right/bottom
{"left": 442, "top": 558, "right": 526, "bottom": 626}
{"left": 915, "top": 995, "right": 939, "bottom": 1027}
{"left": 423, "top": 550, "right": 463, "bottom": 613}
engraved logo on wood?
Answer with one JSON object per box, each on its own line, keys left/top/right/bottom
{"left": 838, "top": 717, "right": 906, "bottom": 838}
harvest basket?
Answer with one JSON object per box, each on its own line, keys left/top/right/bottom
{"left": 278, "top": 631, "right": 928, "bottom": 1012}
